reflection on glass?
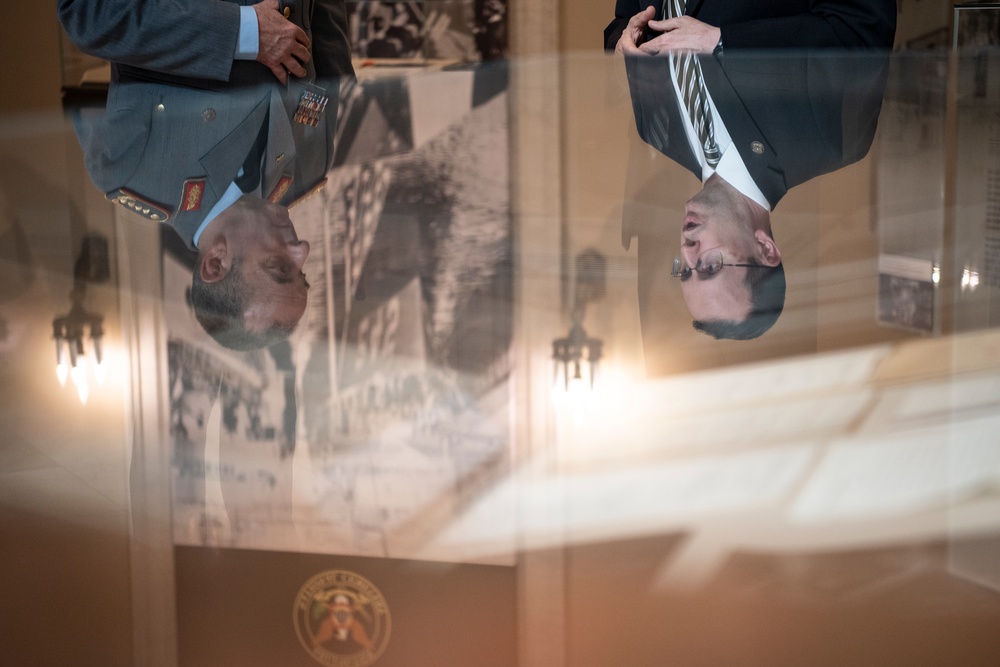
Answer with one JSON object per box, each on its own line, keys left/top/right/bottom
{"left": 64, "top": 0, "right": 354, "bottom": 351}
{"left": 619, "top": 2, "right": 894, "bottom": 340}
{"left": 4, "top": 1, "right": 1000, "bottom": 664}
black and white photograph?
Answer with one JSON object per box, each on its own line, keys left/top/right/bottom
{"left": 348, "top": 0, "right": 508, "bottom": 62}
{"left": 164, "top": 68, "right": 514, "bottom": 561}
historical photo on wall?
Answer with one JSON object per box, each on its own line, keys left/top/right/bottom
{"left": 165, "top": 67, "right": 514, "bottom": 563}
{"left": 348, "top": 0, "right": 507, "bottom": 62}
{"left": 876, "top": 255, "right": 936, "bottom": 333}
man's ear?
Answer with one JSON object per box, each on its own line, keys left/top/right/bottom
{"left": 198, "top": 237, "right": 231, "bottom": 284}
{"left": 754, "top": 229, "right": 782, "bottom": 267}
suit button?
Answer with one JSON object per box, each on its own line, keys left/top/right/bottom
{"left": 283, "top": 6, "right": 291, "bottom": 18}
{"left": 751, "top": 141, "right": 765, "bottom": 155}
{"left": 156, "top": 103, "right": 165, "bottom": 112}
{"left": 202, "top": 108, "right": 216, "bottom": 122}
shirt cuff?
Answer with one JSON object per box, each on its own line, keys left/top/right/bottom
{"left": 234, "top": 6, "right": 260, "bottom": 60}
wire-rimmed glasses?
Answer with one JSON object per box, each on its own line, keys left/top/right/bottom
{"left": 671, "top": 249, "right": 764, "bottom": 279}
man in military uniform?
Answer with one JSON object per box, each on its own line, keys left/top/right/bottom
{"left": 60, "top": 0, "right": 354, "bottom": 349}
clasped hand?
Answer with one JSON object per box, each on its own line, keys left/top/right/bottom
{"left": 615, "top": 7, "right": 720, "bottom": 56}
{"left": 254, "top": 0, "right": 312, "bottom": 84}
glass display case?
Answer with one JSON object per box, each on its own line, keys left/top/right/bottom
{"left": 5, "top": 5, "right": 1000, "bottom": 665}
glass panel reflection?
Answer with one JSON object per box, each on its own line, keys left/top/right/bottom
{"left": 3, "top": 3, "right": 1000, "bottom": 665}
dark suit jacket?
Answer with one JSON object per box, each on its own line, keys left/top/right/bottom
{"left": 616, "top": 0, "right": 895, "bottom": 246}
{"left": 625, "top": 50, "right": 890, "bottom": 214}
{"left": 610, "top": 0, "right": 895, "bottom": 364}
{"left": 61, "top": 0, "right": 353, "bottom": 248}
{"left": 605, "top": 0, "right": 896, "bottom": 52}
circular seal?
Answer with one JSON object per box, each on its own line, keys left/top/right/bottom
{"left": 293, "top": 570, "right": 392, "bottom": 667}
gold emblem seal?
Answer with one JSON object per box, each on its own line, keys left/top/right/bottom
{"left": 293, "top": 570, "right": 391, "bottom": 667}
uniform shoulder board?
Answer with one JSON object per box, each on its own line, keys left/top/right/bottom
{"left": 288, "top": 178, "right": 328, "bottom": 209}
{"left": 106, "top": 188, "right": 172, "bottom": 222}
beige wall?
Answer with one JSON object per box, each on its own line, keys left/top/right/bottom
{"left": 0, "top": 2, "right": 62, "bottom": 112}
{"left": 560, "top": 0, "right": 615, "bottom": 52}
{"left": 0, "top": 4, "right": 133, "bottom": 657}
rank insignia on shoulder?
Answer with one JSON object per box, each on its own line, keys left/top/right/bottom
{"left": 289, "top": 178, "right": 327, "bottom": 209}
{"left": 181, "top": 178, "right": 206, "bottom": 212}
{"left": 268, "top": 176, "right": 293, "bottom": 203}
{"left": 106, "top": 188, "right": 171, "bottom": 221}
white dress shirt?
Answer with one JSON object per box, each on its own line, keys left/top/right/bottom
{"left": 668, "top": 52, "right": 772, "bottom": 212}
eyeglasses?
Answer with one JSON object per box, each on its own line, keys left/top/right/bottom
{"left": 671, "top": 250, "right": 764, "bottom": 280}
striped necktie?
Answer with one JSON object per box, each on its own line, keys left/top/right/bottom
{"left": 663, "top": 0, "right": 721, "bottom": 167}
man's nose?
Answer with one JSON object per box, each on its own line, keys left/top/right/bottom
{"left": 680, "top": 243, "right": 699, "bottom": 267}
{"left": 288, "top": 240, "right": 310, "bottom": 267}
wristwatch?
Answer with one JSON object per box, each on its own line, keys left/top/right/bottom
{"left": 713, "top": 33, "right": 724, "bottom": 55}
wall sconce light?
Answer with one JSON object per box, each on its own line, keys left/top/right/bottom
{"left": 553, "top": 249, "right": 606, "bottom": 394}
{"left": 552, "top": 323, "right": 602, "bottom": 392}
{"left": 961, "top": 266, "right": 980, "bottom": 292}
{"left": 53, "top": 233, "right": 110, "bottom": 404}
{"left": 53, "top": 299, "right": 105, "bottom": 403}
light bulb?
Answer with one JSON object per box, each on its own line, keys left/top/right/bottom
{"left": 76, "top": 379, "right": 90, "bottom": 405}
{"left": 73, "top": 367, "right": 90, "bottom": 405}
{"left": 94, "top": 360, "right": 107, "bottom": 386}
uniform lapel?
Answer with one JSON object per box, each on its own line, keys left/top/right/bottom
{"left": 199, "top": 93, "right": 271, "bottom": 198}
{"left": 262, "top": 88, "right": 297, "bottom": 202}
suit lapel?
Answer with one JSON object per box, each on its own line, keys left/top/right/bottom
{"left": 698, "top": 54, "right": 788, "bottom": 206}
{"left": 685, "top": 0, "right": 707, "bottom": 17}
{"left": 626, "top": 55, "right": 702, "bottom": 179}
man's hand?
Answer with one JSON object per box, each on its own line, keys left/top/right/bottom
{"left": 615, "top": 7, "right": 655, "bottom": 56}
{"left": 639, "top": 16, "right": 720, "bottom": 55}
{"left": 254, "top": 0, "right": 312, "bottom": 84}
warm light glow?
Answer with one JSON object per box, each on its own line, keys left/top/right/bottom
{"left": 70, "top": 364, "right": 89, "bottom": 405}
{"left": 566, "top": 374, "right": 591, "bottom": 426}
{"left": 76, "top": 378, "right": 90, "bottom": 405}
{"left": 931, "top": 266, "right": 941, "bottom": 285}
{"left": 961, "top": 267, "right": 980, "bottom": 292}
{"left": 553, "top": 363, "right": 601, "bottom": 426}
{"left": 56, "top": 362, "right": 69, "bottom": 387}
{"left": 93, "top": 360, "right": 107, "bottom": 385}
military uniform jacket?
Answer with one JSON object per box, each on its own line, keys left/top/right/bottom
{"left": 59, "top": 0, "right": 353, "bottom": 86}
{"left": 63, "top": 0, "right": 354, "bottom": 248}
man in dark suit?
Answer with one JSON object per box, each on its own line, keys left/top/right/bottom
{"left": 608, "top": 1, "right": 895, "bottom": 339}
{"left": 606, "top": 1, "right": 896, "bottom": 54}
{"left": 60, "top": 0, "right": 354, "bottom": 349}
